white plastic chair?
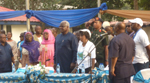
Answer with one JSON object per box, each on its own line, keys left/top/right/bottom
{"left": 132, "top": 68, "right": 150, "bottom": 83}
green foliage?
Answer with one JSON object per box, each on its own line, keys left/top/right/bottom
{"left": 60, "top": 0, "right": 149, "bottom": 22}
{"left": 0, "top": 0, "right": 149, "bottom": 27}
{"left": 124, "top": 0, "right": 134, "bottom": 9}
{"left": 61, "top": 0, "right": 97, "bottom": 8}
{"left": 0, "top": 0, "right": 63, "bottom": 10}
{"left": 60, "top": 0, "right": 132, "bottom": 22}
{"left": 139, "top": 0, "right": 150, "bottom": 10}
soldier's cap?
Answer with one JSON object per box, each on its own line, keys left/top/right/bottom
{"left": 95, "top": 17, "right": 103, "bottom": 23}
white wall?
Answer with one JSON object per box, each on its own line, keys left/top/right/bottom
{"left": 11, "top": 25, "right": 27, "bottom": 42}
{"left": 2, "top": 25, "right": 38, "bottom": 43}
{"left": 3, "top": 25, "right": 6, "bottom": 31}
{"left": 3, "top": 25, "right": 28, "bottom": 42}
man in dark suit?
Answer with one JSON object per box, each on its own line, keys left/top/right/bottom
{"left": 109, "top": 22, "right": 135, "bottom": 83}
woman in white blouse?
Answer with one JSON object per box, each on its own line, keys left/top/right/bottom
{"left": 77, "top": 29, "right": 96, "bottom": 73}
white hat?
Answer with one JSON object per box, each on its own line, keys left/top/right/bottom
{"left": 80, "top": 29, "right": 91, "bottom": 38}
{"left": 129, "top": 18, "right": 143, "bottom": 27}
{"left": 102, "top": 21, "right": 110, "bottom": 29}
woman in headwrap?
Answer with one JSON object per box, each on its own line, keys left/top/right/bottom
{"left": 21, "top": 32, "right": 40, "bottom": 67}
{"left": 38, "top": 29, "right": 55, "bottom": 67}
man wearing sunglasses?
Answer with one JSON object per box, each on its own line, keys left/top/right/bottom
{"left": 126, "top": 22, "right": 134, "bottom": 38}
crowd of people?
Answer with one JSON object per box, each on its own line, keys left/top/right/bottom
{"left": 0, "top": 17, "right": 150, "bottom": 83}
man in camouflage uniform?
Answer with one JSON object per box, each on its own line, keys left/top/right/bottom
{"left": 90, "top": 17, "right": 109, "bottom": 67}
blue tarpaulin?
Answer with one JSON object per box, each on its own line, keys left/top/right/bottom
{"left": 0, "top": 3, "right": 107, "bottom": 28}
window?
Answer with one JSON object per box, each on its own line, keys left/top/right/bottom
{"left": 6, "top": 25, "right": 11, "bottom": 33}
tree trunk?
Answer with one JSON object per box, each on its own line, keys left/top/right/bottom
{"left": 134, "top": 0, "right": 138, "bottom": 10}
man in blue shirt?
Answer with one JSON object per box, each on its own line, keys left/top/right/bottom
{"left": 54, "top": 21, "right": 78, "bottom": 73}
{"left": 0, "top": 34, "right": 15, "bottom": 73}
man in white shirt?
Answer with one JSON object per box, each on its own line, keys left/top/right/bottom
{"left": 129, "top": 18, "right": 150, "bottom": 73}
{"left": 33, "top": 26, "right": 43, "bottom": 44}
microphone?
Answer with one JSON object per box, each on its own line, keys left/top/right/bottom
{"left": 97, "top": 31, "right": 111, "bottom": 37}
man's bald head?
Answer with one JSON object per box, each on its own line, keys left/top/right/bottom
{"left": 35, "top": 26, "right": 42, "bottom": 34}
{"left": 105, "top": 26, "right": 111, "bottom": 31}
{"left": 115, "top": 22, "right": 126, "bottom": 30}
{"left": 114, "top": 22, "right": 126, "bottom": 35}
{"left": 105, "top": 26, "right": 114, "bottom": 35}
{"left": 35, "top": 26, "right": 41, "bottom": 29}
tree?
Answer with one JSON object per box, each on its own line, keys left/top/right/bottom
{"left": 60, "top": 0, "right": 97, "bottom": 9}
{"left": 123, "top": 0, "right": 150, "bottom": 10}
{"left": 0, "top": 0, "right": 63, "bottom": 10}
{"left": 61, "top": 0, "right": 130, "bottom": 21}
{"left": 134, "top": 0, "right": 138, "bottom": 10}
{"left": 1, "top": 0, "right": 149, "bottom": 27}
{"left": 139, "top": 0, "right": 150, "bottom": 10}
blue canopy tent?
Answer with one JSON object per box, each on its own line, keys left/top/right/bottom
{"left": 0, "top": 3, "right": 107, "bottom": 28}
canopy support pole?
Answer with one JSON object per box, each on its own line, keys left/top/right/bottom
{"left": 26, "top": 0, "right": 30, "bottom": 31}
{"left": 97, "top": 0, "right": 101, "bottom": 18}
